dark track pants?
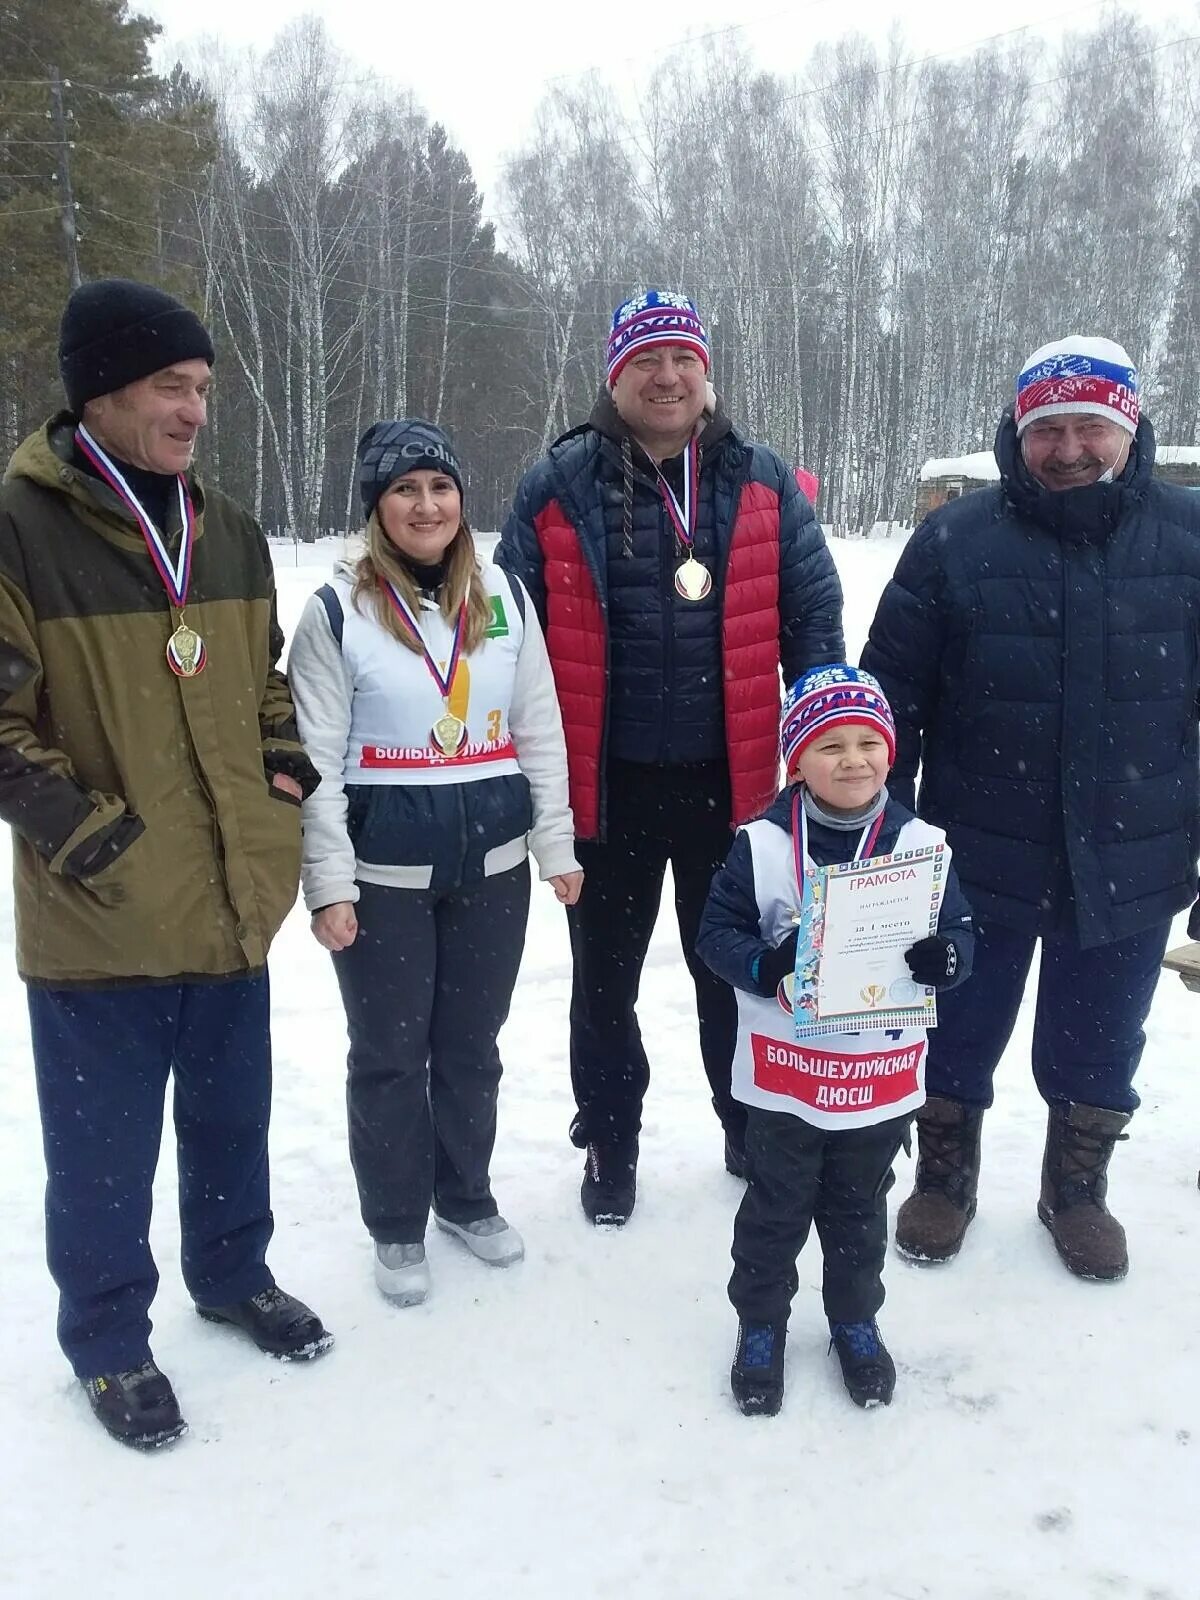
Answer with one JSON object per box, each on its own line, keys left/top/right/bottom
{"left": 729, "top": 1108, "right": 909, "bottom": 1327}
{"left": 332, "top": 866, "right": 530, "bottom": 1244}
{"left": 28, "top": 976, "right": 275, "bottom": 1380}
{"left": 567, "top": 760, "right": 742, "bottom": 1147}
{"left": 925, "top": 918, "right": 1172, "bottom": 1114}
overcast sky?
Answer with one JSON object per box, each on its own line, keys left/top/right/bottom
{"left": 142, "top": 0, "right": 1197, "bottom": 207}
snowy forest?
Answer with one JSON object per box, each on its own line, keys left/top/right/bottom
{"left": 2, "top": 1, "right": 1199, "bottom": 533}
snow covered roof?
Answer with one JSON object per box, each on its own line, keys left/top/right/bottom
{"left": 1157, "top": 446, "right": 1200, "bottom": 466}
{"left": 919, "top": 452, "right": 999, "bottom": 483}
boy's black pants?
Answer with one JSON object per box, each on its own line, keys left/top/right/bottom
{"left": 729, "top": 1107, "right": 910, "bottom": 1327}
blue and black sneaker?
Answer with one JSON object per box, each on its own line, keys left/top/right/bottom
{"left": 828, "top": 1319, "right": 896, "bottom": 1408}
{"left": 731, "top": 1319, "right": 786, "bottom": 1416}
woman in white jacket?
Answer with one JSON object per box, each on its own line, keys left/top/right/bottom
{"left": 289, "top": 419, "right": 582, "bottom": 1306}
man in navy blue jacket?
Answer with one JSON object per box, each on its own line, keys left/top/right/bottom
{"left": 862, "top": 336, "right": 1200, "bottom": 1282}
{"left": 498, "top": 291, "right": 843, "bottom": 1225}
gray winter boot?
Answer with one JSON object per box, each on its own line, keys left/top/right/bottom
{"left": 1037, "top": 1102, "right": 1131, "bottom": 1281}
{"left": 895, "top": 1096, "right": 984, "bottom": 1263}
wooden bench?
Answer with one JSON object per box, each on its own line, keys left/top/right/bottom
{"left": 1163, "top": 943, "right": 1200, "bottom": 994}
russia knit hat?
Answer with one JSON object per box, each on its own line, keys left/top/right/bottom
{"left": 781, "top": 665, "right": 897, "bottom": 779}
{"left": 58, "top": 278, "right": 215, "bottom": 415}
{"left": 357, "top": 418, "right": 464, "bottom": 523}
{"left": 606, "top": 290, "right": 710, "bottom": 386}
{"left": 1014, "top": 336, "right": 1140, "bottom": 438}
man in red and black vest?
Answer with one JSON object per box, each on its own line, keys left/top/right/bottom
{"left": 497, "top": 290, "right": 844, "bottom": 1225}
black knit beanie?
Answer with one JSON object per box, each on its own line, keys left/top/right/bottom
{"left": 58, "top": 278, "right": 215, "bottom": 414}
{"left": 357, "top": 418, "right": 464, "bottom": 523}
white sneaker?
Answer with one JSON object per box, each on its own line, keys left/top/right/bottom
{"left": 374, "top": 1241, "right": 430, "bottom": 1305}
{"left": 435, "top": 1214, "right": 525, "bottom": 1267}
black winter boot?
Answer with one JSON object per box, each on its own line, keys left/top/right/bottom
{"left": 1037, "top": 1102, "right": 1131, "bottom": 1281}
{"left": 580, "top": 1136, "right": 639, "bottom": 1226}
{"left": 84, "top": 1360, "right": 187, "bottom": 1450}
{"left": 895, "top": 1096, "right": 984, "bottom": 1263}
{"left": 196, "top": 1285, "right": 334, "bottom": 1359}
{"left": 829, "top": 1321, "right": 896, "bottom": 1408}
{"left": 731, "top": 1320, "right": 787, "bottom": 1416}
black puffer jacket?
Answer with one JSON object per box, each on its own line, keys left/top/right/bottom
{"left": 861, "top": 414, "right": 1200, "bottom": 948}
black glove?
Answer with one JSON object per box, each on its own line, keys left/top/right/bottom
{"left": 1188, "top": 899, "right": 1200, "bottom": 942}
{"left": 757, "top": 930, "right": 799, "bottom": 995}
{"left": 63, "top": 812, "right": 145, "bottom": 879}
{"left": 904, "top": 934, "right": 960, "bottom": 989}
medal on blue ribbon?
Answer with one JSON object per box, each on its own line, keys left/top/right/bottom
{"left": 75, "top": 424, "right": 205, "bottom": 678}
{"left": 380, "top": 581, "right": 468, "bottom": 755}
{"left": 654, "top": 440, "right": 711, "bottom": 601}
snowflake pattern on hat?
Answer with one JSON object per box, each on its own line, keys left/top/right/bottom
{"left": 781, "top": 665, "right": 897, "bottom": 778}
{"left": 606, "top": 289, "right": 710, "bottom": 384}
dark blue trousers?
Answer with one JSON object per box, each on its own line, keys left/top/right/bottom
{"left": 925, "top": 918, "right": 1172, "bottom": 1114}
{"left": 28, "top": 976, "right": 275, "bottom": 1380}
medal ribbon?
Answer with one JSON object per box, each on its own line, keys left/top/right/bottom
{"left": 791, "top": 789, "right": 886, "bottom": 914}
{"left": 653, "top": 439, "right": 700, "bottom": 554}
{"left": 380, "top": 581, "right": 467, "bottom": 703}
{"left": 75, "top": 424, "right": 195, "bottom": 608}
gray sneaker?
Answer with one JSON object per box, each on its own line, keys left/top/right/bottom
{"left": 374, "top": 1241, "right": 430, "bottom": 1305}
{"left": 435, "top": 1214, "right": 525, "bottom": 1266}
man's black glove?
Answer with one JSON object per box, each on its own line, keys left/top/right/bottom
{"left": 1188, "top": 899, "right": 1200, "bottom": 942}
{"left": 757, "top": 930, "right": 799, "bottom": 995}
{"left": 904, "top": 935, "right": 959, "bottom": 989}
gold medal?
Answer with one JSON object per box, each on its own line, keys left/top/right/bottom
{"left": 431, "top": 712, "right": 467, "bottom": 756}
{"left": 674, "top": 557, "right": 712, "bottom": 602}
{"left": 166, "top": 621, "right": 206, "bottom": 678}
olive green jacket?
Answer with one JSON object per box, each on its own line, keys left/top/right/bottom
{"left": 0, "top": 417, "right": 318, "bottom": 986}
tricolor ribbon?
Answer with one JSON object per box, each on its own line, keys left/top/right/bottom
{"left": 380, "top": 580, "right": 466, "bottom": 703}
{"left": 75, "top": 424, "right": 195, "bottom": 608}
{"left": 791, "top": 789, "right": 886, "bottom": 914}
{"left": 652, "top": 439, "right": 700, "bottom": 553}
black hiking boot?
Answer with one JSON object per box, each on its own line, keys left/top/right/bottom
{"left": 196, "top": 1285, "right": 333, "bottom": 1360}
{"left": 84, "top": 1360, "right": 187, "bottom": 1450}
{"left": 829, "top": 1320, "right": 896, "bottom": 1408}
{"left": 580, "top": 1136, "right": 639, "bottom": 1226}
{"left": 731, "top": 1320, "right": 786, "bottom": 1416}
{"left": 895, "top": 1096, "right": 985, "bottom": 1263}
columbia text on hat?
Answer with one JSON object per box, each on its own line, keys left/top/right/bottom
{"left": 1014, "top": 336, "right": 1140, "bottom": 438}
{"left": 781, "top": 666, "right": 897, "bottom": 779}
{"left": 357, "top": 419, "right": 464, "bottom": 524}
{"left": 606, "top": 290, "right": 711, "bottom": 386}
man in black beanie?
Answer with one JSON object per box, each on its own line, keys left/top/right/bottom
{"left": 0, "top": 278, "right": 332, "bottom": 1450}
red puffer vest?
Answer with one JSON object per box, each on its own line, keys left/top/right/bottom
{"left": 534, "top": 480, "right": 783, "bottom": 840}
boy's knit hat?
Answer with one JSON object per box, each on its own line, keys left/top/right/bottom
{"left": 781, "top": 665, "right": 896, "bottom": 778}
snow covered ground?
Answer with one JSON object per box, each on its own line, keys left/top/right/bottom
{"left": 2, "top": 531, "right": 1197, "bottom": 1600}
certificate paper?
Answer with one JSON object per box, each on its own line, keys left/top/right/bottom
{"left": 793, "top": 844, "right": 948, "bottom": 1039}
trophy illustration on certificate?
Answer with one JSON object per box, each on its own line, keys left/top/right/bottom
{"left": 791, "top": 843, "right": 949, "bottom": 1041}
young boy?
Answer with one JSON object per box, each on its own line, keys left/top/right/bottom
{"left": 697, "top": 665, "right": 973, "bottom": 1415}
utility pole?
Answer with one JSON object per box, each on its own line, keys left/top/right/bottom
{"left": 48, "top": 67, "right": 82, "bottom": 291}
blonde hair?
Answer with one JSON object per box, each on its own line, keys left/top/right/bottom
{"left": 352, "top": 509, "right": 493, "bottom": 655}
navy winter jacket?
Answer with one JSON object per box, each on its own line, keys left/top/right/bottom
{"left": 861, "top": 415, "right": 1200, "bottom": 948}
{"left": 697, "top": 790, "right": 975, "bottom": 996}
{"left": 497, "top": 390, "right": 844, "bottom": 835}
